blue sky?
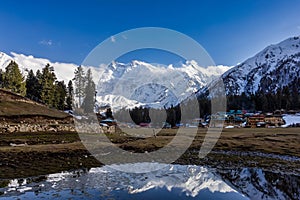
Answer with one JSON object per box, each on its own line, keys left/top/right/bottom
{"left": 0, "top": 0, "right": 300, "bottom": 66}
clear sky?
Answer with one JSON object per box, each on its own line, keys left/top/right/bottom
{"left": 0, "top": 0, "right": 300, "bottom": 66}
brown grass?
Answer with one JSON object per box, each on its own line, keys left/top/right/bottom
{"left": 0, "top": 101, "right": 69, "bottom": 119}
{"left": 0, "top": 128, "right": 299, "bottom": 179}
{"left": 115, "top": 127, "right": 300, "bottom": 157}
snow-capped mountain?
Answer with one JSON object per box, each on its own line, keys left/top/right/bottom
{"left": 96, "top": 60, "right": 230, "bottom": 110}
{"left": 0, "top": 51, "right": 230, "bottom": 110}
{"left": 206, "top": 36, "right": 300, "bottom": 96}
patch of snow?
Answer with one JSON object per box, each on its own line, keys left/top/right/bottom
{"left": 282, "top": 114, "right": 300, "bottom": 127}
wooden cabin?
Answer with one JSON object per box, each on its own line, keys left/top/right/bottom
{"left": 246, "top": 115, "right": 265, "bottom": 128}
{"left": 264, "top": 115, "right": 285, "bottom": 127}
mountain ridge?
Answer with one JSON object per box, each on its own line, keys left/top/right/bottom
{"left": 96, "top": 60, "right": 229, "bottom": 110}
{"left": 217, "top": 36, "right": 300, "bottom": 95}
{"left": 0, "top": 51, "right": 230, "bottom": 110}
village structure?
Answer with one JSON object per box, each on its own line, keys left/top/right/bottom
{"left": 96, "top": 105, "right": 300, "bottom": 130}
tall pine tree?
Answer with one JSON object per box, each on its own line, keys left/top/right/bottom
{"left": 66, "top": 80, "right": 74, "bottom": 110}
{"left": 40, "top": 64, "right": 57, "bottom": 106}
{"left": 53, "top": 81, "right": 67, "bottom": 110}
{"left": 25, "top": 69, "right": 41, "bottom": 101}
{"left": 3, "top": 61, "right": 26, "bottom": 96}
{"left": 82, "top": 69, "right": 95, "bottom": 113}
{"left": 73, "top": 66, "right": 85, "bottom": 107}
{"left": 0, "top": 69, "right": 3, "bottom": 88}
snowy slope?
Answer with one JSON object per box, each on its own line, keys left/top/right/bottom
{"left": 0, "top": 52, "right": 13, "bottom": 70}
{"left": 96, "top": 60, "right": 230, "bottom": 110}
{"left": 204, "top": 36, "right": 300, "bottom": 96}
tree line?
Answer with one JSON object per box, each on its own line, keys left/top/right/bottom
{"left": 226, "top": 84, "right": 300, "bottom": 112}
{"left": 197, "top": 84, "right": 300, "bottom": 118}
{"left": 0, "top": 61, "right": 96, "bottom": 113}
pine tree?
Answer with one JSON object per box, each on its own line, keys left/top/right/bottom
{"left": 275, "top": 88, "right": 282, "bottom": 110}
{"left": 25, "top": 69, "right": 40, "bottom": 101}
{"left": 3, "top": 61, "right": 26, "bottom": 96}
{"left": 40, "top": 64, "right": 57, "bottom": 106}
{"left": 66, "top": 80, "right": 74, "bottom": 110}
{"left": 290, "top": 78, "right": 300, "bottom": 110}
{"left": 0, "top": 69, "right": 3, "bottom": 88}
{"left": 35, "top": 70, "right": 43, "bottom": 102}
{"left": 53, "top": 81, "right": 67, "bottom": 110}
{"left": 282, "top": 86, "right": 291, "bottom": 110}
{"left": 36, "top": 69, "right": 42, "bottom": 80}
{"left": 105, "top": 108, "right": 114, "bottom": 119}
{"left": 73, "top": 66, "right": 85, "bottom": 107}
{"left": 82, "top": 69, "right": 95, "bottom": 113}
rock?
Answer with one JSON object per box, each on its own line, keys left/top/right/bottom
{"left": 7, "top": 126, "right": 16, "bottom": 133}
{"left": 48, "top": 127, "right": 56, "bottom": 132}
{"left": 19, "top": 125, "right": 30, "bottom": 132}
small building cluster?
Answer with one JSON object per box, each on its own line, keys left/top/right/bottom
{"left": 206, "top": 110, "right": 300, "bottom": 128}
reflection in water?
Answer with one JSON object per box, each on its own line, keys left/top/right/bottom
{"left": 217, "top": 168, "right": 300, "bottom": 200}
{"left": 1, "top": 163, "right": 247, "bottom": 199}
{"left": 1, "top": 163, "right": 299, "bottom": 199}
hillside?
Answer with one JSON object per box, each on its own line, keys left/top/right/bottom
{"left": 0, "top": 88, "right": 70, "bottom": 119}
{"left": 207, "top": 36, "right": 300, "bottom": 96}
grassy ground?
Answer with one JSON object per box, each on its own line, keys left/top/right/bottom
{"left": 0, "top": 89, "right": 70, "bottom": 119}
{"left": 113, "top": 127, "right": 300, "bottom": 157}
{"left": 0, "top": 132, "right": 101, "bottom": 179}
{"left": 0, "top": 128, "right": 299, "bottom": 180}
{"left": 0, "top": 101, "right": 70, "bottom": 120}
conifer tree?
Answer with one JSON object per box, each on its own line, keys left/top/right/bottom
{"left": 73, "top": 66, "right": 85, "bottom": 107}
{"left": 0, "top": 69, "right": 3, "bottom": 88}
{"left": 25, "top": 69, "right": 40, "bottom": 101}
{"left": 3, "top": 61, "right": 26, "bottom": 96}
{"left": 66, "top": 80, "right": 74, "bottom": 110}
{"left": 40, "top": 64, "right": 57, "bottom": 106}
{"left": 53, "top": 81, "right": 67, "bottom": 110}
{"left": 35, "top": 70, "right": 43, "bottom": 102}
{"left": 105, "top": 108, "right": 114, "bottom": 119}
{"left": 282, "top": 86, "right": 291, "bottom": 110}
{"left": 82, "top": 69, "right": 95, "bottom": 113}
